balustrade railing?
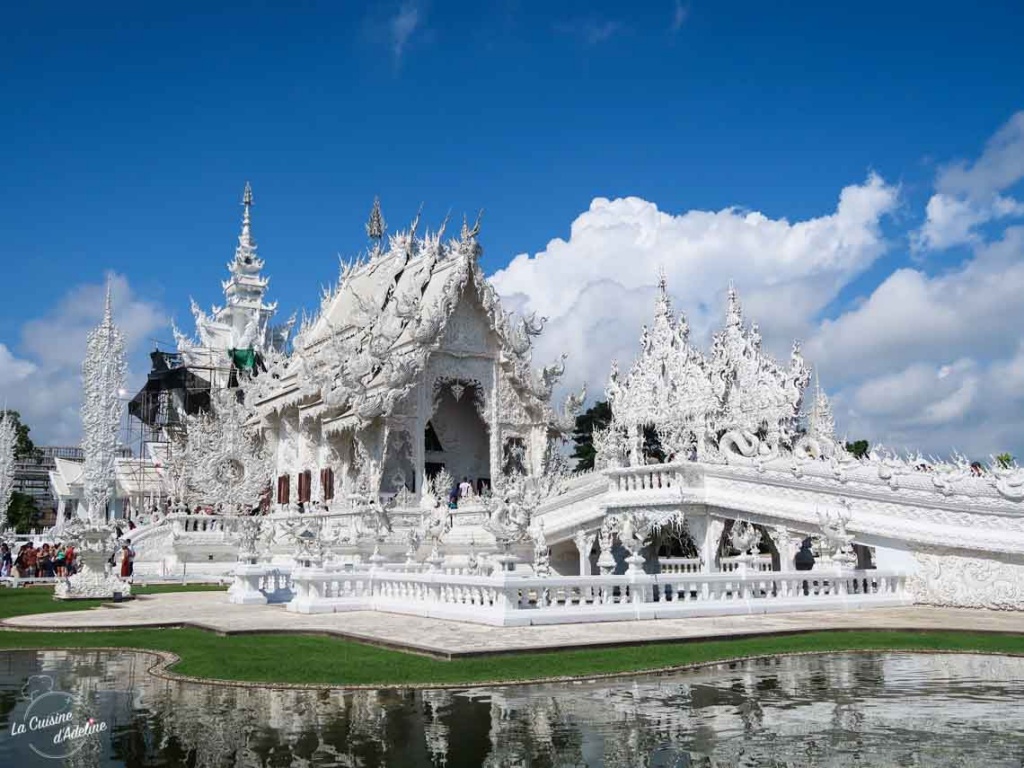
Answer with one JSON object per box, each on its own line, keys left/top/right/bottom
{"left": 720, "top": 555, "right": 774, "bottom": 573}
{"left": 264, "top": 563, "right": 910, "bottom": 624}
{"left": 659, "top": 557, "right": 702, "bottom": 574}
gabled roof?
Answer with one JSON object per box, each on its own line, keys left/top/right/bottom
{"left": 249, "top": 218, "right": 565, "bottom": 433}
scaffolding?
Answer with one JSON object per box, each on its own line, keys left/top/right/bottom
{"left": 118, "top": 341, "right": 242, "bottom": 519}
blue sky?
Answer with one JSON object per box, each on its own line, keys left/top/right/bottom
{"left": 1, "top": 0, "right": 1023, "bottom": 455}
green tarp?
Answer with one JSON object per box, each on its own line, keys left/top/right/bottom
{"left": 228, "top": 347, "right": 257, "bottom": 371}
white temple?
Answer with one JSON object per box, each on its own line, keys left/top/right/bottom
{"left": 173, "top": 182, "right": 294, "bottom": 388}
{"left": 52, "top": 194, "right": 1024, "bottom": 619}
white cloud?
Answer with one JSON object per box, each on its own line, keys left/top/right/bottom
{"left": 556, "top": 18, "right": 622, "bottom": 45}
{"left": 492, "top": 114, "right": 1024, "bottom": 459}
{"left": 0, "top": 344, "right": 36, "bottom": 389}
{"left": 492, "top": 173, "right": 898, "bottom": 401}
{"left": 915, "top": 111, "right": 1024, "bottom": 252}
{"left": 0, "top": 273, "right": 166, "bottom": 446}
{"left": 671, "top": 0, "right": 689, "bottom": 33}
{"left": 390, "top": 2, "right": 421, "bottom": 63}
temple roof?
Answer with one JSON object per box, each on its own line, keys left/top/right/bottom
{"left": 248, "top": 211, "right": 576, "bottom": 434}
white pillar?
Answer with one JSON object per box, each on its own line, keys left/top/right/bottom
{"left": 572, "top": 528, "right": 597, "bottom": 576}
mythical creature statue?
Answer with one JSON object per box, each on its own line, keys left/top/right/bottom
{"left": 818, "top": 502, "right": 857, "bottom": 568}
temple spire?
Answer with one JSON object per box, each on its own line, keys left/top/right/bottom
{"left": 236, "top": 182, "right": 258, "bottom": 265}
{"left": 654, "top": 268, "right": 671, "bottom": 319}
{"left": 102, "top": 278, "right": 114, "bottom": 329}
{"left": 726, "top": 281, "right": 742, "bottom": 328}
{"left": 365, "top": 196, "right": 386, "bottom": 242}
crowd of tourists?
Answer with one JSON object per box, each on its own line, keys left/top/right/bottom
{"left": 0, "top": 540, "right": 77, "bottom": 578}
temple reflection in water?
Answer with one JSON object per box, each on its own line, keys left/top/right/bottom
{"left": 1, "top": 650, "right": 1023, "bottom": 767}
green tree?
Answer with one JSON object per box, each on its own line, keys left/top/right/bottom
{"left": 845, "top": 439, "right": 870, "bottom": 459}
{"left": 5, "top": 492, "right": 39, "bottom": 533}
{"left": 995, "top": 452, "right": 1015, "bottom": 469}
{"left": 571, "top": 400, "right": 666, "bottom": 470}
{"left": 0, "top": 410, "right": 37, "bottom": 459}
{"left": 571, "top": 401, "right": 612, "bottom": 471}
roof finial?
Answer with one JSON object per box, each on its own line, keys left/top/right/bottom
{"left": 365, "top": 196, "right": 386, "bottom": 241}
{"left": 102, "top": 277, "right": 114, "bottom": 328}
{"left": 237, "top": 182, "right": 257, "bottom": 263}
{"left": 409, "top": 203, "right": 423, "bottom": 238}
{"left": 726, "top": 280, "right": 742, "bottom": 328}
{"left": 654, "top": 267, "right": 671, "bottom": 319}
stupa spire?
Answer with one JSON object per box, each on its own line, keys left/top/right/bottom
{"left": 235, "top": 182, "right": 259, "bottom": 266}
{"left": 726, "top": 281, "right": 743, "bottom": 328}
{"left": 365, "top": 196, "right": 386, "bottom": 242}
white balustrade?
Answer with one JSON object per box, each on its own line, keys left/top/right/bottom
{"left": 720, "top": 555, "right": 774, "bottom": 573}
{"left": 659, "top": 557, "right": 702, "bottom": 574}
{"left": 275, "top": 565, "right": 909, "bottom": 625}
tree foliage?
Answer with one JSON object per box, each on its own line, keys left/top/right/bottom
{"left": 5, "top": 492, "right": 39, "bottom": 533}
{"left": 845, "top": 439, "right": 870, "bottom": 459}
{"left": 571, "top": 400, "right": 665, "bottom": 470}
{"left": 995, "top": 452, "right": 1015, "bottom": 469}
{"left": 571, "top": 400, "right": 612, "bottom": 471}
{"left": 0, "top": 410, "right": 37, "bottom": 459}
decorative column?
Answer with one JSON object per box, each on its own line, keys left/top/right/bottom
{"left": 697, "top": 517, "right": 725, "bottom": 572}
{"left": 0, "top": 411, "right": 15, "bottom": 532}
{"left": 771, "top": 525, "right": 795, "bottom": 571}
{"left": 56, "top": 284, "right": 132, "bottom": 600}
{"left": 572, "top": 528, "right": 597, "bottom": 576}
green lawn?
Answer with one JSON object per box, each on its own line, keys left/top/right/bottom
{"left": 0, "top": 627, "right": 1020, "bottom": 688}
{"left": 0, "top": 584, "right": 227, "bottom": 620}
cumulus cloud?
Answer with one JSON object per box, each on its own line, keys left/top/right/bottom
{"left": 915, "top": 111, "right": 1024, "bottom": 252}
{"left": 492, "top": 114, "right": 1024, "bottom": 458}
{"left": 0, "top": 274, "right": 166, "bottom": 445}
{"left": 492, "top": 173, "right": 898, "bottom": 400}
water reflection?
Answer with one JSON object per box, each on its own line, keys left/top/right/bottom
{"left": 0, "top": 650, "right": 1022, "bottom": 766}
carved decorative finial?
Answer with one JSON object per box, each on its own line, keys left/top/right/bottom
{"left": 410, "top": 203, "right": 423, "bottom": 238}
{"left": 654, "top": 268, "right": 671, "bottom": 318}
{"left": 102, "top": 277, "right": 114, "bottom": 329}
{"left": 365, "top": 196, "right": 386, "bottom": 241}
{"left": 461, "top": 209, "right": 483, "bottom": 242}
{"left": 236, "top": 182, "right": 257, "bottom": 264}
{"left": 726, "top": 280, "right": 742, "bottom": 328}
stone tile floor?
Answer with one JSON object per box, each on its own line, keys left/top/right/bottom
{"left": 3, "top": 593, "right": 1022, "bottom": 657}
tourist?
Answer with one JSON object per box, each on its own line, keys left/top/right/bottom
{"left": 126, "top": 539, "right": 135, "bottom": 577}
{"left": 65, "top": 544, "right": 76, "bottom": 575}
{"left": 119, "top": 544, "right": 132, "bottom": 579}
{"left": 55, "top": 544, "right": 66, "bottom": 577}
{"left": 448, "top": 484, "right": 459, "bottom": 510}
{"left": 0, "top": 543, "right": 11, "bottom": 577}
{"left": 38, "top": 544, "right": 54, "bottom": 578}
{"left": 458, "top": 476, "right": 473, "bottom": 499}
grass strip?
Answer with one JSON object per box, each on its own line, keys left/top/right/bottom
{"left": 0, "top": 584, "right": 226, "bottom": 620}
{"left": 0, "top": 628, "right": 1021, "bottom": 688}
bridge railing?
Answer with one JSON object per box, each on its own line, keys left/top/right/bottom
{"left": 605, "top": 462, "right": 691, "bottom": 494}
{"left": 260, "top": 564, "right": 909, "bottom": 625}
{"left": 659, "top": 557, "right": 702, "bottom": 574}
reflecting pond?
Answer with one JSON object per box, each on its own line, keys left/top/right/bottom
{"left": 0, "top": 650, "right": 1022, "bottom": 766}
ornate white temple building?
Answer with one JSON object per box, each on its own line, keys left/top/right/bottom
{"left": 56, "top": 193, "right": 1023, "bottom": 618}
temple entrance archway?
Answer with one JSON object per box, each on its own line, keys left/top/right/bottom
{"left": 427, "top": 379, "right": 491, "bottom": 494}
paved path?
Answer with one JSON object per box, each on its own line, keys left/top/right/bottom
{"left": 4, "top": 593, "right": 1023, "bottom": 657}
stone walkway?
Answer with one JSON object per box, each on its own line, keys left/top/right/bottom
{"left": 4, "top": 593, "right": 1023, "bottom": 657}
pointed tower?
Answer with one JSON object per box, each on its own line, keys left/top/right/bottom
{"left": 365, "top": 196, "right": 387, "bottom": 242}
{"left": 808, "top": 372, "right": 836, "bottom": 442}
{"left": 179, "top": 183, "right": 292, "bottom": 373}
